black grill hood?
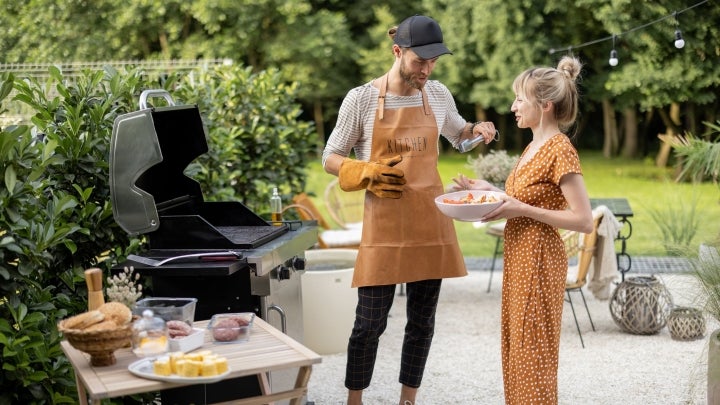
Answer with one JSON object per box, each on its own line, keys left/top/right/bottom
{"left": 110, "top": 89, "right": 287, "bottom": 249}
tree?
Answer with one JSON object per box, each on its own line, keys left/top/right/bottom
{"left": 583, "top": 0, "right": 720, "bottom": 159}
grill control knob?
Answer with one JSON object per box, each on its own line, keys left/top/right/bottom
{"left": 278, "top": 265, "right": 291, "bottom": 280}
{"left": 290, "top": 256, "right": 306, "bottom": 270}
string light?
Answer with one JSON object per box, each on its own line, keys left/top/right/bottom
{"left": 609, "top": 35, "right": 619, "bottom": 67}
{"left": 673, "top": 11, "right": 685, "bottom": 49}
{"left": 548, "top": 0, "right": 707, "bottom": 63}
{"left": 674, "top": 29, "right": 685, "bottom": 49}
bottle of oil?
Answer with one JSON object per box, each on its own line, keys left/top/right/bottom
{"left": 270, "top": 187, "right": 283, "bottom": 226}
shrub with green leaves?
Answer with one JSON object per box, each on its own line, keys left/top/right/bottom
{"left": 466, "top": 149, "right": 519, "bottom": 187}
{"left": 1, "top": 64, "right": 315, "bottom": 402}
{"left": 171, "top": 65, "right": 317, "bottom": 214}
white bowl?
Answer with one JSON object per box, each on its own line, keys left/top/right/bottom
{"left": 434, "top": 190, "right": 504, "bottom": 222}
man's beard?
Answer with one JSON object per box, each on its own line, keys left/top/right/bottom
{"left": 399, "top": 56, "right": 422, "bottom": 90}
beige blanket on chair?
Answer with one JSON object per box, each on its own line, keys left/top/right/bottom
{"left": 588, "top": 205, "right": 623, "bottom": 300}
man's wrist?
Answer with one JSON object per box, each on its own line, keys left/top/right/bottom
{"left": 469, "top": 121, "right": 482, "bottom": 136}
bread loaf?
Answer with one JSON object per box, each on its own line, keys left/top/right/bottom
{"left": 98, "top": 302, "right": 132, "bottom": 326}
{"left": 63, "top": 310, "right": 105, "bottom": 330}
{"left": 84, "top": 320, "right": 119, "bottom": 332}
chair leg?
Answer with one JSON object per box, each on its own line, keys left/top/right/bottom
{"left": 487, "top": 237, "right": 502, "bottom": 293}
{"left": 566, "top": 290, "right": 585, "bottom": 348}
{"left": 579, "top": 289, "right": 596, "bottom": 331}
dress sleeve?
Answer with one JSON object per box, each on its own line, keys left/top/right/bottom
{"left": 550, "top": 137, "right": 582, "bottom": 185}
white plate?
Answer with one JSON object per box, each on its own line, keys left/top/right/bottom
{"left": 435, "top": 190, "right": 504, "bottom": 222}
{"left": 128, "top": 358, "right": 231, "bottom": 384}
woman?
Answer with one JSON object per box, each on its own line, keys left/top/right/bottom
{"left": 453, "top": 55, "right": 593, "bottom": 404}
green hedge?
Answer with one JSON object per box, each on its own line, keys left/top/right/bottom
{"left": 0, "top": 64, "right": 315, "bottom": 403}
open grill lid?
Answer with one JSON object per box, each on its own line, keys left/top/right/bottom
{"left": 110, "top": 90, "right": 287, "bottom": 249}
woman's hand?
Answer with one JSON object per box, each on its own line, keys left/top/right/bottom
{"left": 480, "top": 193, "right": 515, "bottom": 222}
{"left": 450, "top": 173, "right": 498, "bottom": 192}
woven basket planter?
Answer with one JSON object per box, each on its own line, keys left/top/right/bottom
{"left": 609, "top": 275, "right": 674, "bottom": 335}
{"left": 667, "top": 307, "right": 706, "bottom": 341}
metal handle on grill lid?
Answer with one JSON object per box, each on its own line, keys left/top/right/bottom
{"left": 139, "top": 89, "right": 176, "bottom": 109}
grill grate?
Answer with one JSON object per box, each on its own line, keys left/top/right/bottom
{"left": 216, "top": 226, "right": 286, "bottom": 246}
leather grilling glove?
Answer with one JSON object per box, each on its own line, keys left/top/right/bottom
{"left": 338, "top": 155, "right": 407, "bottom": 199}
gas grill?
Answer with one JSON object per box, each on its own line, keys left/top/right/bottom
{"left": 109, "top": 90, "right": 318, "bottom": 404}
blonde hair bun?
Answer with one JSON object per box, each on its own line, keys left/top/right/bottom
{"left": 557, "top": 56, "right": 582, "bottom": 81}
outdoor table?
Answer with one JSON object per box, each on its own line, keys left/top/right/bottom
{"left": 590, "top": 197, "right": 634, "bottom": 281}
{"left": 60, "top": 317, "right": 321, "bottom": 405}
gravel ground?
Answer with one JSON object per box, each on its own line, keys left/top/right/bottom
{"left": 306, "top": 270, "right": 712, "bottom": 405}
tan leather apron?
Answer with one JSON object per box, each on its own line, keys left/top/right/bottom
{"left": 352, "top": 74, "right": 467, "bottom": 287}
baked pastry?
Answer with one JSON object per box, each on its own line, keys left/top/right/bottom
{"left": 98, "top": 302, "right": 132, "bottom": 326}
{"left": 84, "top": 320, "right": 118, "bottom": 332}
{"left": 63, "top": 310, "right": 105, "bottom": 330}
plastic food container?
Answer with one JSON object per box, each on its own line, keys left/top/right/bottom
{"left": 168, "top": 328, "right": 205, "bottom": 352}
{"left": 133, "top": 297, "right": 197, "bottom": 327}
{"left": 207, "top": 313, "right": 255, "bottom": 343}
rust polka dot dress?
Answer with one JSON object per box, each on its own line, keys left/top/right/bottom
{"left": 501, "top": 134, "right": 582, "bottom": 404}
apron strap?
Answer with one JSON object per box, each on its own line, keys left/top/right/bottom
{"left": 421, "top": 88, "right": 431, "bottom": 115}
{"left": 377, "top": 74, "right": 388, "bottom": 121}
{"left": 377, "top": 74, "right": 432, "bottom": 119}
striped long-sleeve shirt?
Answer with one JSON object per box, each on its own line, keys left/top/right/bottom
{"left": 322, "top": 79, "right": 468, "bottom": 167}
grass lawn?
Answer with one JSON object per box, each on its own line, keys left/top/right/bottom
{"left": 301, "top": 150, "right": 720, "bottom": 258}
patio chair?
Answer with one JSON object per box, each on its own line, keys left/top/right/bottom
{"left": 563, "top": 209, "right": 604, "bottom": 348}
{"left": 285, "top": 193, "right": 361, "bottom": 249}
{"left": 324, "top": 178, "right": 364, "bottom": 230}
{"left": 485, "top": 221, "right": 506, "bottom": 293}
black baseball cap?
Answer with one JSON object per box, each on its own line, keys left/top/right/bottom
{"left": 394, "top": 15, "right": 452, "bottom": 59}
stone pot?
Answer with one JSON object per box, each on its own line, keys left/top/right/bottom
{"left": 709, "top": 329, "right": 720, "bottom": 404}
{"left": 301, "top": 249, "right": 358, "bottom": 355}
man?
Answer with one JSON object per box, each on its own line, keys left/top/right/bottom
{"left": 322, "top": 15, "right": 497, "bottom": 405}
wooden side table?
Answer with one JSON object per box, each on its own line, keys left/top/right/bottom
{"left": 60, "top": 317, "right": 321, "bottom": 405}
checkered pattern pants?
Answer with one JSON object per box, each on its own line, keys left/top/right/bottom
{"left": 344, "top": 279, "right": 442, "bottom": 390}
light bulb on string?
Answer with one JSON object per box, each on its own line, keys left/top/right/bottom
{"left": 609, "top": 49, "right": 619, "bottom": 66}
{"left": 608, "top": 35, "right": 618, "bottom": 67}
{"left": 673, "top": 11, "right": 685, "bottom": 49}
{"left": 674, "top": 30, "right": 685, "bottom": 48}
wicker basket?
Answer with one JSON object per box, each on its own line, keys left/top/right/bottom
{"left": 667, "top": 307, "right": 706, "bottom": 341}
{"left": 609, "top": 275, "right": 674, "bottom": 335}
{"left": 58, "top": 319, "right": 133, "bottom": 366}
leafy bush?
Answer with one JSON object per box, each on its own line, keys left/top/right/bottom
{"left": 466, "top": 149, "right": 519, "bottom": 187}
{"left": 1, "top": 68, "right": 148, "bottom": 403}
{"left": 1, "top": 64, "right": 315, "bottom": 402}
{"left": 171, "top": 65, "right": 317, "bottom": 214}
